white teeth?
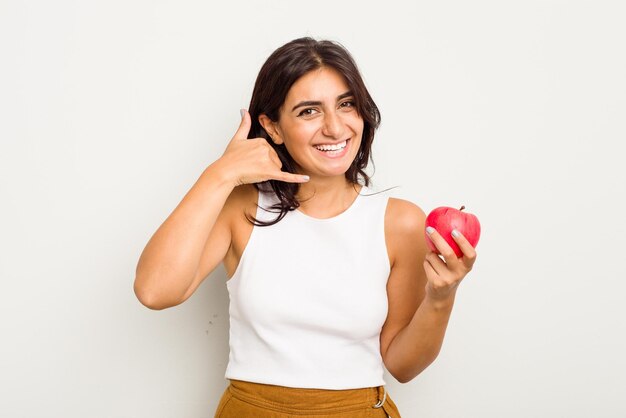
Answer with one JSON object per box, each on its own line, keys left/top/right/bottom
{"left": 314, "top": 140, "right": 347, "bottom": 151}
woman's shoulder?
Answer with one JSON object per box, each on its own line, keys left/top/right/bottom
{"left": 385, "top": 197, "right": 427, "bottom": 236}
{"left": 228, "top": 182, "right": 259, "bottom": 203}
{"left": 223, "top": 183, "right": 259, "bottom": 224}
{"left": 384, "top": 197, "right": 429, "bottom": 266}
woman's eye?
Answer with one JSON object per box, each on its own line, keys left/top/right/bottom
{"left": 340, "top": 100, "right": 355, "bottom": 108}
{"left": 297, "top": 108, "right": 317, "bottom": 117}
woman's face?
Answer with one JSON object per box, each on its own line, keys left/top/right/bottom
{"left": 264, "top": 67, "right": 364, "bottom": 179}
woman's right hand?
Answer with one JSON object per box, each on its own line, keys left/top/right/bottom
{"left": 216, "top": 109, "right": 310, "bottom": 186}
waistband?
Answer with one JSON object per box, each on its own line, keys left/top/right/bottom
{"left": 227, "top": 379, "right": 401, "bottom": 416}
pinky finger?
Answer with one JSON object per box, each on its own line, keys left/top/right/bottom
{"left": 277, "top": 172, "right": 310, "bottom": 183}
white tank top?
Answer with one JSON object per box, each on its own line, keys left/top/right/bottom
{"left": 224, "top": 185, "right": 391, "bottom": 389}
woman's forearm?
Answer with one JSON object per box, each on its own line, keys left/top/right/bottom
{"left": 384, "top": 293, "right": 456, "bottom": 383}
{"left": 133, "top": 161, "right": 235, "bottom": 310}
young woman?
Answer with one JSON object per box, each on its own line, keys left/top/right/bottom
{"left": 134, "top": 37, "right": 477, "bottom": 418}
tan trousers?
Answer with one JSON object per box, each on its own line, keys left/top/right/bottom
{"left": 214, "top": 379, "right": 401, "bottom": 417}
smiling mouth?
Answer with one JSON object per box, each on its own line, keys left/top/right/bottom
{"left": 313, "top": 139, "right": 349, "bottom": 153}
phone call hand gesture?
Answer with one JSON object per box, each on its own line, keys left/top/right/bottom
{"left": 218, "top": 109, "right": 310, "bottom": 187}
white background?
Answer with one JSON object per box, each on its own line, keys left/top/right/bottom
{"left": 1, "top": 1, "right": 625, "bottom": 417}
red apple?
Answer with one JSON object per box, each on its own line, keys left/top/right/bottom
{"left": 425, "top": 206, "right": 481, "bottom": 258}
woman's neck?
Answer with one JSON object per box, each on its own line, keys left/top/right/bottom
{"left": 295, "top": 176, "right": 362, "bottom": 219}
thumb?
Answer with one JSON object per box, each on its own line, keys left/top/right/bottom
{"left": 231, "top": 109, "right": 251, "bottom": 142}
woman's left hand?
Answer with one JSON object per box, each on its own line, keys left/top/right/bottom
{"left": 423, "top": 227, "right": 478, "bottom": 302}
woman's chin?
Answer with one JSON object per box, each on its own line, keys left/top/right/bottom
{"left": 306, "top": 165, "right": 353, "bottom": 180}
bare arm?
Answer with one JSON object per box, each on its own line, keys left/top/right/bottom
{"left": 133, "top": 163, "right": 235, "bottom": 310}
{"left": 380, "top": 199, "right": 477, "bottom": 383}
{"left": 133, "top": 110, "right": 309, "bottom": 310}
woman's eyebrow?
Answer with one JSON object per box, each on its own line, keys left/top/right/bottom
{"left": 337, "top": 91, "right": 354, "bottom": 101}
{"left": 291, "top": 91, "right": 354, "bottom": 111}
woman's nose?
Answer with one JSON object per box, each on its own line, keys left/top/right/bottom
{"left": 321, "top": 111, "right": 345, "bottom": 139}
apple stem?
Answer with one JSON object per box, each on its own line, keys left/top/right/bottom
{"left": 460, "top": 205, "right": 465, "bottom": 211}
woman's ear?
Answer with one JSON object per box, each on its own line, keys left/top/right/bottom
{"left": 258, "top": 114, "right": 284, "bottom": 145}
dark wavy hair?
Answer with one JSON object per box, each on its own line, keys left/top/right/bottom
{"left": 247, "top": 37, "right": 381, "bottom": 226}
